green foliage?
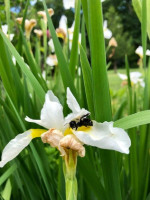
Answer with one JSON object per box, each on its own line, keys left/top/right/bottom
{"left": 105, "top": 6, "right": 134, "bottom": 66}
{"left": 0, "top": 0, "right": 150, "bottom": 200}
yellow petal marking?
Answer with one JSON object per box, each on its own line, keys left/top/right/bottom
{"left": 64, "top": 128, "right": 73, "bottom": 136}
{"left": 77, "top": 126, "right": 92, "bottom": 132}
{"left": 57, "top": 32, "right": 65, "bottom": 40}
{"left": 64, "top": 126, "right": 92, "bottom": 136}
{"left": 31, "top": 129, "right": 47, "bottom": 139}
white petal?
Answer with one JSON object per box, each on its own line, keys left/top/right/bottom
{"left": 9, "top": 34, "right": 14, "bottom": 41}
{"left": 46, "top": 55, "right": 57, "bottom": 66}
{"left": 135, "top": 46, "right": 143, "bottom": 58}
{"left": 26, "top": 91, "right": 64, "bottom": 131}
{"left": 67, "top": 87, "right": 81, "bottom": 113}
{"left": 0, "top": 130, "right": 32, "bottom": 168}
{"left": 138, "top": 78, "right": 145, "bottom": 87}
{"left": 104, "top": 29, "right": 112, "bottom": 39}
{"left": 130, "top": 72, "right": 142, "bottom": 84}
{"left": 118, "top": 73, "right": 127, "bottom": 80}
{"left": 73, "top": 121, "right": 131, "bottom": 154}
{"left": 48, "top": 39, "right": 55, "bottom": 53}
{"left": 63, "top": 0, "right": 75, "bottom": 9}
{"left": 59, "top": 15, "right": 67, "bottom": 34}
{"left": 103, "top": 20, "right": 107, "bottom": 29}
{"left": 130, "top": 72, "right": 141, "bottom": 79}
{"left": 146, "top": 49, "right": 150, "bottom": 56}
{"left": 2, "top": 25, "right": 8, "bottom": 34}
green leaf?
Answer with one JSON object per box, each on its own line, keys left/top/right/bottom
{"left": 42, "top": 0, "right": 76, "bottom": 97}
{"left": 69, "top": 0, "right": 81, "bottom": 78}
{"left": 88, "top": 0, "right": 112, "bottom": 121}
{"left": 114, "top": 110, "right": 150, "bottom": 129}
{"left": 0, "top": 165, "right": 17, "bottom": 186}
{"left": 80, "top": 45, "right": 95, "bottom": 117}
{"left": 0, "top": 31, "right": 45, "bottom": 105}
{"left": 132, "top": 0, "right": 150, "bottom": 39}
{"left": 132, "top": 0, "right": 142, "bottom": 21}
{"left": 2, "top": 179, "right": 12, "bottom": 200}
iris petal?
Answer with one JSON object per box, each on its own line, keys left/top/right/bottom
{"left": 72, "top": 121, "right": 131, "bottom": 154}
{"left": 0, "top": 130, "right": 32, "bottom": 168}
{"left": 26, "top": 90, "right": 64, "bottom": 131}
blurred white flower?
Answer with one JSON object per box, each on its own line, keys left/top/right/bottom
{"left": 56, "top": 15, "right": 68, "bottom": 41}
{"left": 0, "top": 88, "right": 131, "bottom": 167}
{"left": 118, "top": 72, "right": 145, "bottom": 87}
{"left": 34, "top": 29, "right": 43, "bottom": 38}
{"left": 46, "top": 54, "right": 58, "bottom": 66}
{"left": 48, "top": 39, "right": 55, "bottom": 53}
{"left": 63, "top": 0, "right": 75, "bottom": 9}
{"left": 135, "top": 46, "right": 150, "bottom": 58}
{"left": 59, "top": 15, "right": 68, "bottom": 34}
{"left": 2, "top": 24, "right": 14, "bottom": 41}
{"left": 68, "top": 21, "right": 81, "bottom": 52}
{"left": 103, "top": 20, "right": 112, "bottom": 39}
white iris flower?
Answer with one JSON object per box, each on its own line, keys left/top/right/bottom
{"left": 46, "top": 54, "right": 58, "bottom": 66}
{"left": 103, "top": 20, "right": 112, "bottom": 39}
{"left": 63, "top": 0, "right": 75, "bottom": 9}
{"left": 118, "top": 72, "right": 145, "bottom": 87}
{"left": 135, "top": 46, "right": 150, "bottom": 58}
{"left": 0, "top": 88, "right": 131, "bottom": 168}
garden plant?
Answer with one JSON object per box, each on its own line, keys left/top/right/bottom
{"left": 0, "top": 0, "right": 150, "bottom": 200}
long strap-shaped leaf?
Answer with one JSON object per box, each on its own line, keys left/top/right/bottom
{"left": 80, "top": 45, "right": 94, "bottom": 117}
{"left": 0, "top": 31, "right": 45, "bottom": 105}
{"left": 88, "top": 0, "right": 112, "bottom": 121}
{"left": 87, "top": 1, "right": 122, "bottom": 199}
{"left": 42, "top": 0, "right": 77, "bottom": 97}
{"left": 69, "top": 0, "right": 81, "bottom": 78}
{"left": 114, "top": 110, "right": 150, "bottom": 130}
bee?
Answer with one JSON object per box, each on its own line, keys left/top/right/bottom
{"left": 69, "top": 113, "right": 93, "bottom": 130}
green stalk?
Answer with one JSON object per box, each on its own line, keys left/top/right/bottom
{"left": 4, "top": 0, "right": 10, "bottom": 36}
{"left": 63, "top": 150, "right": 77, "bottom": 200}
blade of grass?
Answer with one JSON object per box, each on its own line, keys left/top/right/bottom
{"left": 4, "top": 0, "right": 10, "bottom": 35}
{"left": 0, "top": 165, "right": 17, "bottom": 186}
{"left": 0, "top": 31, "right": 45, "bottom": 104}
{"left": 69, "top": 0, "right": 81, "bottom": 78}
{"left": 42, "top": 0, "right": 76, "bottom": 97}
{"left": 2, "top": 179, "right": 12, "bottom": 200}
{"left": 142, "top": 0, "right": 147, "bottom": 70}
{"left": 80, "top": 45, "right": 94, "bottom": 117}
{"left": 19, "top": 27, "right": 47, "bottom": 91}
{"left": 114, "top": 110, "right": 150, "bottom": 129}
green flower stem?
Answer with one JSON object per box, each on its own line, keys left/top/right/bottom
{"left": 63, "top": 150, "right": 78, "bottom": 200}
